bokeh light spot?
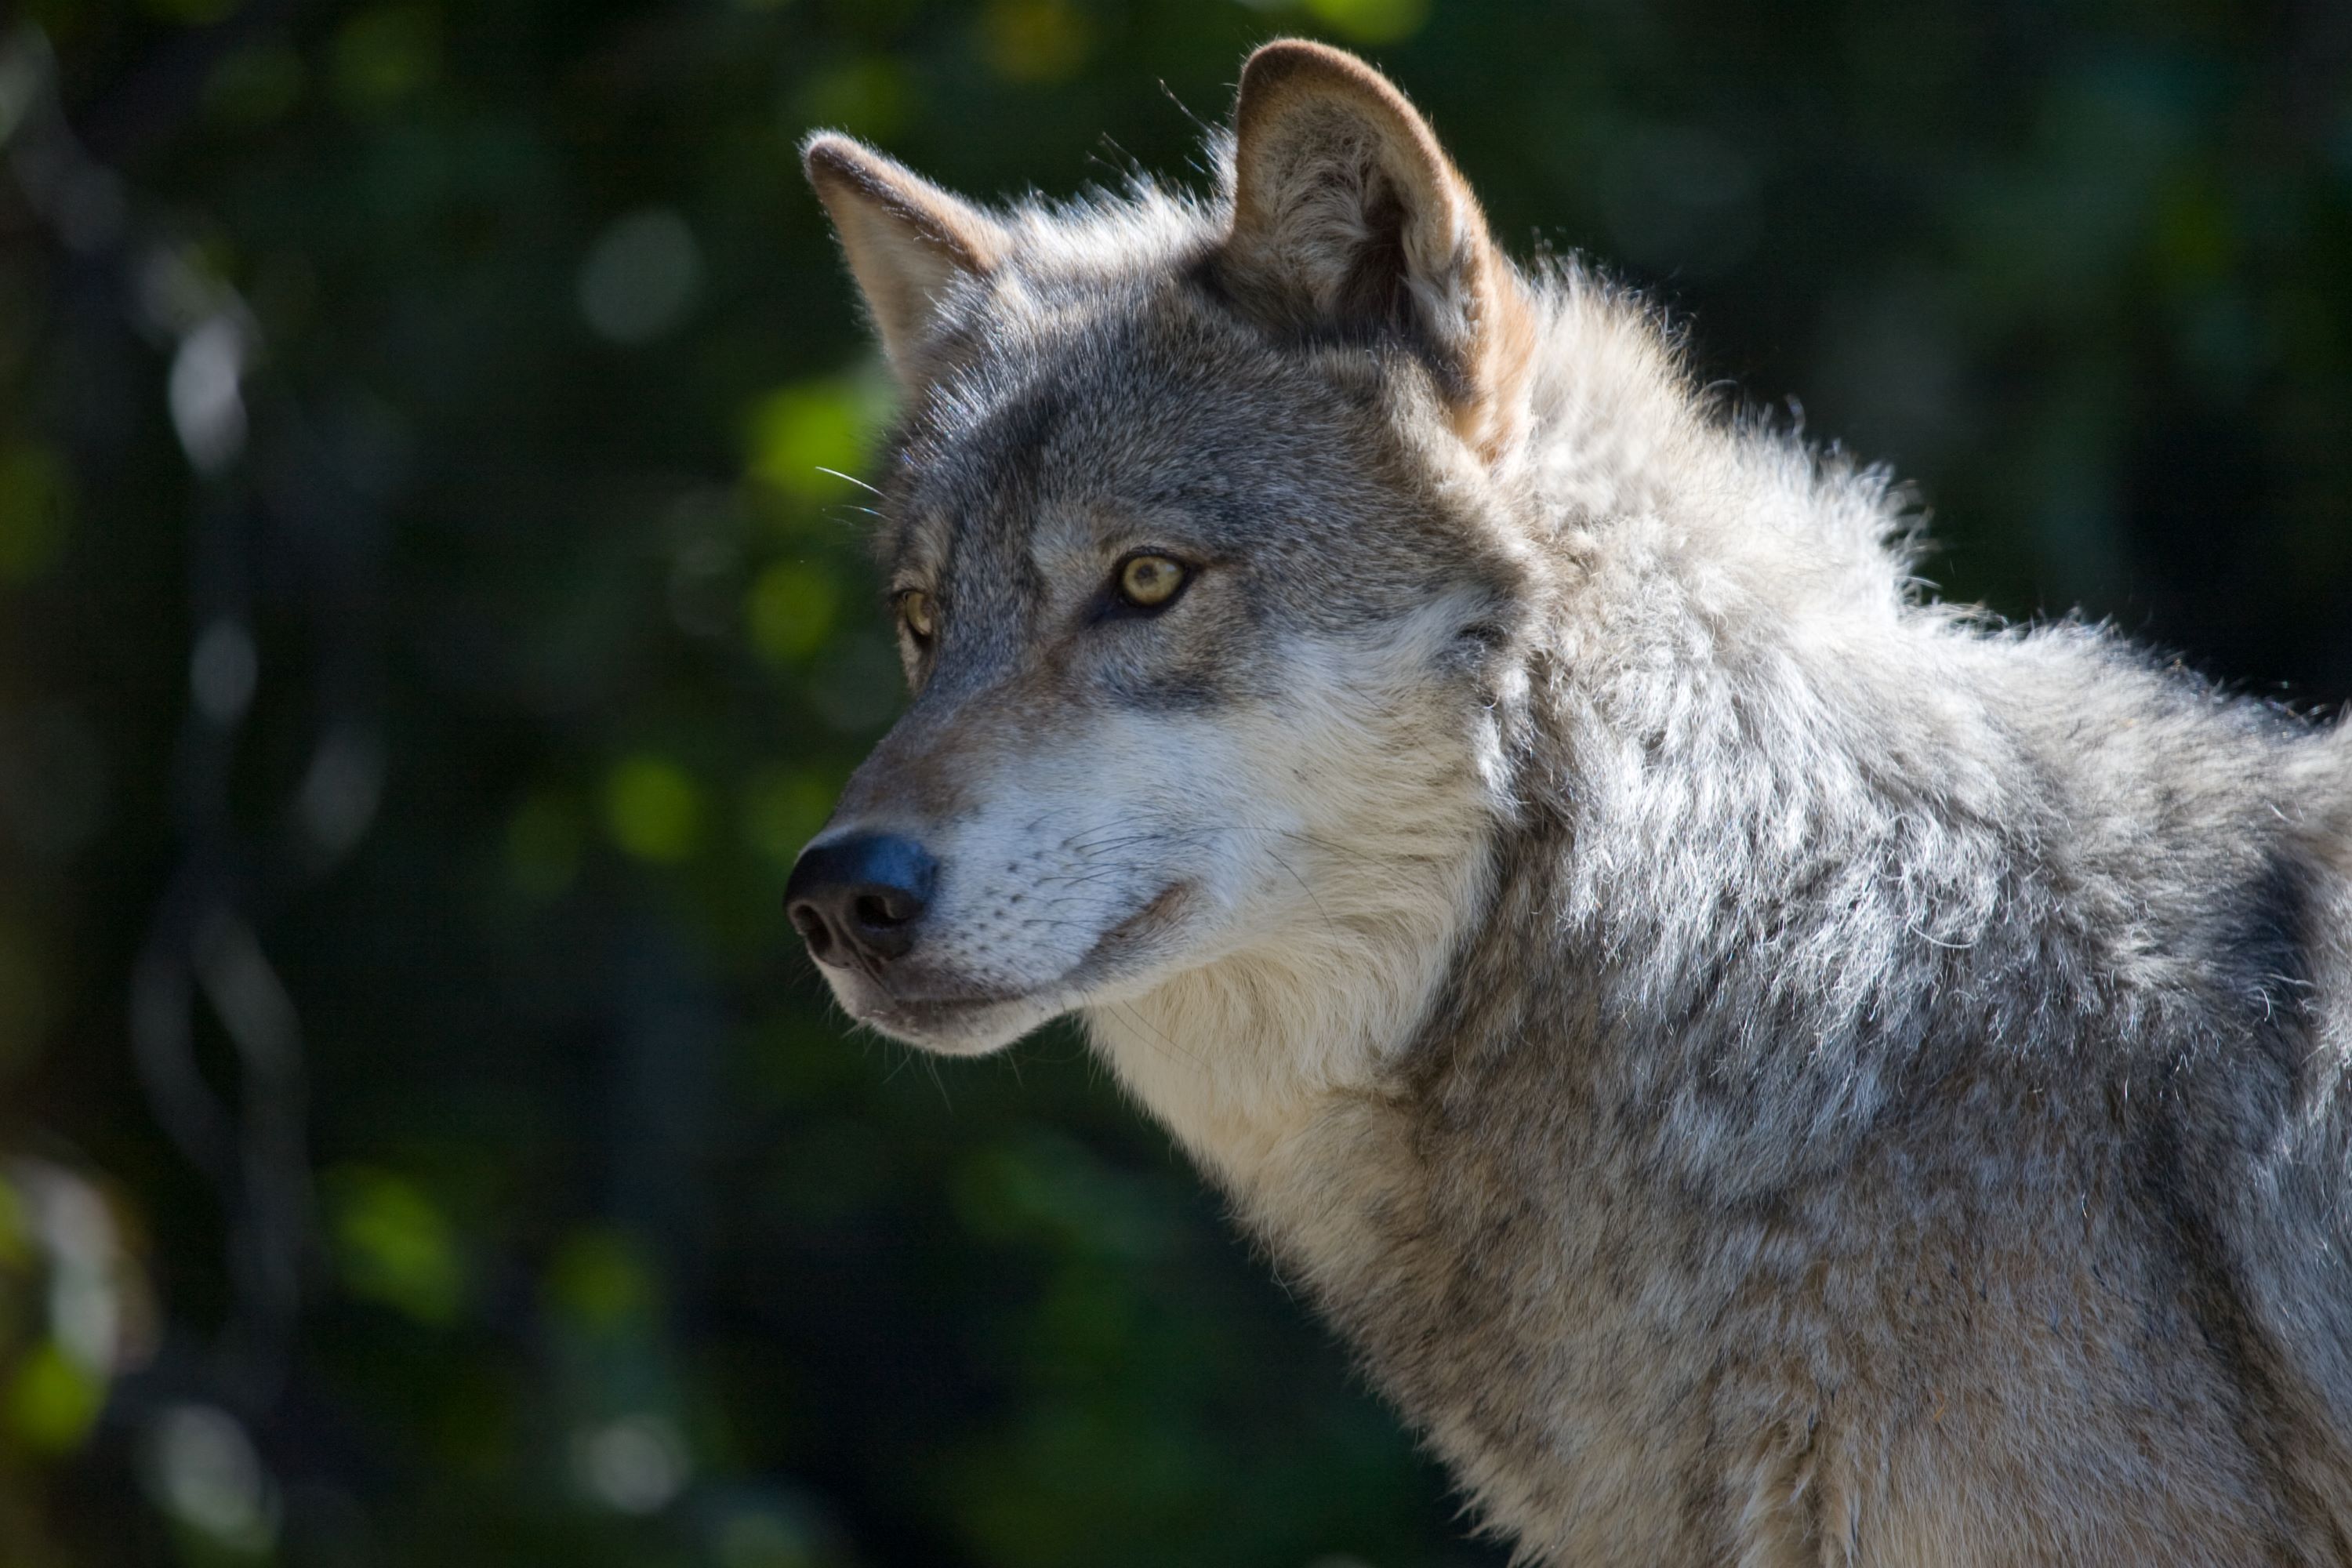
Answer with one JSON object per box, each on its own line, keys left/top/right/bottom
{"left": 746, "top": 380, "right": 885, "bottom": 502}
{"left": 572, "top": 1412, "right": 690, "bottom": 1514}
{"left": 326, "top": 1166, "right": 466, "bottom": 1327}
{"left": 746, "top": 562, "right": 839, "bottom": 666}
{"left": 793, "top": 57, "right": 913, "bottom": 143}
{"left": 331, "top": 6, "right": 440, "bottom": 117}
{"left": 0, "top": 1175, "right": 28, "bottom": 1269}
{"left": 143, "top": 1404, "right": 278, "bottom": 1552}
{"left": 982, "top": 0, "right": 1093, "bottom": 83}
{"left": 1305, "top": 0, "right": 1431, "bottom": 45}
{"left": 577, "top": 208, "right": 703, "bottom": 346}
{"left": 549, "top": 1229, "right": 655, "bottom": 1330}
{"left": 717, "top": 1509, "right": 819, "bottom": 1568}
{"left": 6, "top": 1341, "right": 103, "bottom": 1454}
{"left": 604, "top": 757, "right": 703, "bottom": 864}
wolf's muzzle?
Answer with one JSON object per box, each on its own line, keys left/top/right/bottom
{"left": 785, "top": 833, "right": 938, "bottom": 969}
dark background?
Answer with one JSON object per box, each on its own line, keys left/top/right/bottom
{"left": 1, "top": 1, "right": 2348, "bottom": 1563}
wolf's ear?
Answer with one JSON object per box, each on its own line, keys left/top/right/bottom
{"left": 1216, "top": 40, "right": 1532, "bottom": 460}
{"left": 803, "top": 133, "right": 1007, "bottom": 382}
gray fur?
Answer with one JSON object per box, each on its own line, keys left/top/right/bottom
{"left": 798, "top": 40, "right": 2352, "bottom": 1565}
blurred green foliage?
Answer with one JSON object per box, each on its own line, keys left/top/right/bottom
{"left": 0, "top": 0, "right": 2348, "bottom": 1563}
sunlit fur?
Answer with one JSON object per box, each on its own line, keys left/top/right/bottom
{"left": 801, "top": 40, "right": 2352, "bottom": 1566}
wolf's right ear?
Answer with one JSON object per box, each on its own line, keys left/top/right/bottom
{"left": 1214, "top": 41, "right": 1533, "bottom": 461}
{"left": 803, "top": 134, "right": 1007, "bottom": 383}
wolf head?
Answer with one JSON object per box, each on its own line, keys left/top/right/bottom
{"left": 788, "top": 42, "right": 1552, "bottom": 1147}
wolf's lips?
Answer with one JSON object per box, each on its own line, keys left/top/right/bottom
{"left": 837, "top": 882, "right": 1194, "bottom": 1050}
{"left": 1085, "top": 881, "right": 1190, "bottom": 956}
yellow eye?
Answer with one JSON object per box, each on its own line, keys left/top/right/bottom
{"left": 1116, "top": 554, "right": 1188, "bottom": 609}
{"left": 898, "top": 589, "right": 937, "bottom": 641}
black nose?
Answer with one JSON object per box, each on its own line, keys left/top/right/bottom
{"left": 785, "top": 833, "right": 938, "bottom": 968}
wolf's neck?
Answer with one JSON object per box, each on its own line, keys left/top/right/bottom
{"left": 1081, "top": 838, "right": 1497, "bottom": 1197}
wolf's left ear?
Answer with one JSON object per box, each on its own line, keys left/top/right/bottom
{"left": 803, "top": 134, "right": 1008, "bottom": 383}
{"left": 1215, "top": 40, "right": 1533, "bottom": 461}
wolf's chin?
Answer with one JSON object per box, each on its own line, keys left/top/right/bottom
{"left": 850, "top": 991, "right": 1067, "bottom": 1055}
{"left": 843, "top": 957, "right": 1184, "bottom": 1054}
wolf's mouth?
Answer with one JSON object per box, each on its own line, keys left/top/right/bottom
{"left": 840, "top": 881, "right": 1193, "bottom": 1051}
{"left": 1081, "top": 881, "right": 1190, "bottom": 960}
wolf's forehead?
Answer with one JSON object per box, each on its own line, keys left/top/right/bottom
{"left": 895, "top": 328, "right": 1280, "bottom": 573}
{"left": 893, "top": 377, "right": 1080, "bottom": 594}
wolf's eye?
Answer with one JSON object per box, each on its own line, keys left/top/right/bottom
{"left": 1116, "top": 554, "right": 1188, "bottom": 610}
{"left": 898, "top": 589, "right": 938, "bottom": 641}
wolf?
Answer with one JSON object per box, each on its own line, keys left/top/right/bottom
{"left": 786, "top": 38, "right": 2352, "bottom": 1565}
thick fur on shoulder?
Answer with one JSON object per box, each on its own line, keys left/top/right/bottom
{"left": 796, "top": 39, "right": 2352, "bottom": 1566}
